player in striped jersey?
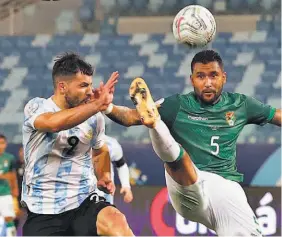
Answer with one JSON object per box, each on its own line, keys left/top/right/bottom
{"left": 21, "top": 53, "right": 134, "bottom": 236}
{"left": 96, "top": 135, "right": 133, "bottom": 204}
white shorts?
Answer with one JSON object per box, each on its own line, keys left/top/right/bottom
{"left": 165, "top": 167, "right": 262, "bottom": 236}
{"left": 0, "top": 216, "right": 6, "bottom": 236}
{"left": 0, "top": 195, "right": 15, "bottom": 218}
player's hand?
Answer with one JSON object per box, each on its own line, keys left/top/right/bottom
{"left": 120, "top": 187, "right": 133, "bottom": 203}
{"left": 97, "top": 178, "right": 116, "bottom": 195}
{"left": 104, "top": 71, "right": 119, "bottom": 94}
{"left": 93, "top": 71, "right": 119, "bottom": 110}
{"left": 92, "top": 83, "right": 113, "bottom": 111}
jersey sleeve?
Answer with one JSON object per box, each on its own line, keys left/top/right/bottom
{"left": 108, "top": 139, "right": 123, "bottom": 162}
{"left": 245, "top": 96, "right": 276, "bottom": 125}
{"left": 23, "top": 97, "right": 50, "bottom": 130}
{"left": 157, "top": 94, "right": 181, "bottom": 129}
{"left": 92, "top": 113, "right": 106, "bottom": 150}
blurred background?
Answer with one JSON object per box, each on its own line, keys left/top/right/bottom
{"left": 0, "top": 0, "right": 280, "bottom": 236}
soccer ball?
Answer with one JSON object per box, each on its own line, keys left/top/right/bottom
{"left": 172, "top": 5, "right": 216, "bottom": 47}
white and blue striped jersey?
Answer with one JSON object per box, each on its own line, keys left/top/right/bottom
{"left": 22, "top": 97, "right": 105, "bottom": 214}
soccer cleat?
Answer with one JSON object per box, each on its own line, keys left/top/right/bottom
{"left": 129, "top": 77, "right": 160, "bottom": 128}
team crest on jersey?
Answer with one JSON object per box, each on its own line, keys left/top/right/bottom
{"left": 85, "top": 129, "right": 93, "bottom": 140}
{"left": 225, "top": 111, "right": 236, "bottom": 126}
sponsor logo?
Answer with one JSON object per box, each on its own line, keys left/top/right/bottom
{"left": 89, "top": 193, "right": 106, "bottom": 203}
{"left": 188, "top": 115, "right": 208, "bottom": 121}
{"left": 129, "top": 162, "right": 148, "bottom": 186}
{"left": 85, "top": 129, "right": 93, "bottom": 140}
{"left": 150, "top": 188, "right": 278, "bottom": 236}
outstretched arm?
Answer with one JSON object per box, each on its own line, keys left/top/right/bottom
{"left": 245, "top": 96, "right": 281, "bottom": 127}
{"left": 34, "top": 102, "right": 107, "bottom": 133}
{"left": 28, "top": 72, "right": 118, "bottom": 133}
{"left": 106, "top": 105, "right": 142, "bottom": 127}
{"left": 269, "top": 109, "right": 281, "bottom": 126}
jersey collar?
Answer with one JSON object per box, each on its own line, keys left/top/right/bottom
{"left": 192, "top": 92, "right": 224, "bottom": 108}
{"left": 47, "top": 97, "right": 61, "bottom": 112}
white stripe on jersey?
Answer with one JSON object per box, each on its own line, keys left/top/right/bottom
{"left": 22, "top": 97, "right": 105, "bottom": 214}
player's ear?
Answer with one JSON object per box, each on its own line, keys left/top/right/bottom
{"left": 222, "top": 72, "right": 227, "bottom": 84}
{"left": 57, "top": 81, "right": 67, "bottom": 94}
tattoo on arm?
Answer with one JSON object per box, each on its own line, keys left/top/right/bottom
{"left": 107, "top": 105, "right": 142, "bottom": 127}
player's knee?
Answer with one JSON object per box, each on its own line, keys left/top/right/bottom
{"left": 109, "top": 211, "right": 129, "bottom": 234}
{"left": 97, "top": 206, "right": 130, "bottom": 236}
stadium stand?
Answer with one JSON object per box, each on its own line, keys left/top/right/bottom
{"left": 80, "top": 0, "right": 281, "bottom": 17}
{"left": 0, "top": 0, "right": 38, "bottom": 20}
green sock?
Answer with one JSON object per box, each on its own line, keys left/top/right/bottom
{"left": 6, "top": 221, "right": 15, "bottom": 228}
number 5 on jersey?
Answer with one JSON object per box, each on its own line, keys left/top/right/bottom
{"left": 210, "top": 136, "right": 219, "bottom": 155}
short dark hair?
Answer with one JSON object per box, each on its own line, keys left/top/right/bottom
{"left": 191, "top": 50, "right": 223, "bottom": 72}
{"left": 0, "top": 134, "right": 7, "bottom": 141}
{"left": 52, "top": 52, "right": 94, "bottom": 86}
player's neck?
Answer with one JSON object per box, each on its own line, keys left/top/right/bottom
{"left": 196, "top": 94, "right": 222, "bottom": 106}
{"left": 210, "top": 95, "right": 221, "bottom": 105}
{"left": 51, "top": 94, "right": 70, "bottom": 110}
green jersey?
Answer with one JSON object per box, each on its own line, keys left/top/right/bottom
{"left": 158, "top": 92, "right": 276, "bottom": 182}
{"left": 0, "top": 152, "right": 16, "bottom": 195}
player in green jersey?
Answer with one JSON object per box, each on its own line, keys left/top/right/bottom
{"left": 104, "top": 50, "right": 281, "bottom": 236}
{"left": 0, "top": 134, "right": 19, "bottom": 236}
